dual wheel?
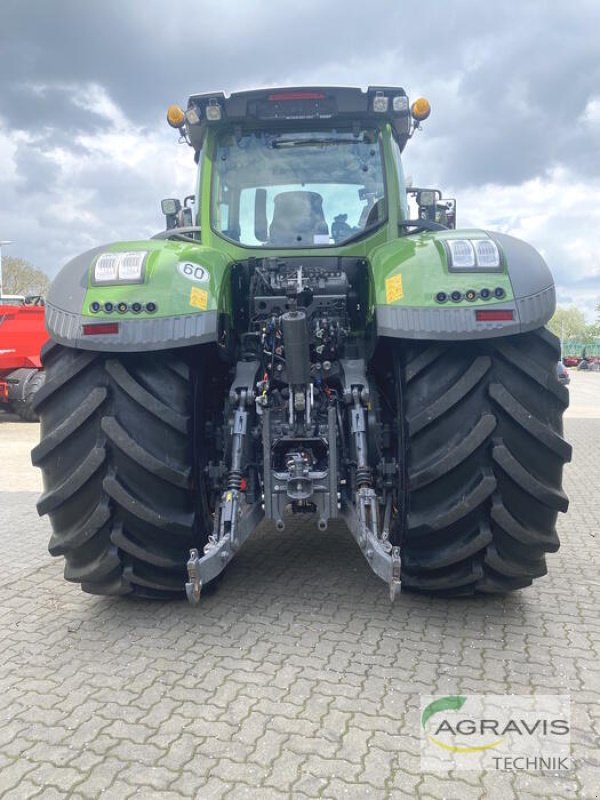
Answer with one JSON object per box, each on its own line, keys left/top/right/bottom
{"left": 33, "top": 329, "right": 571, "bottom": 598}
{"left": 379, "top": 327, "right": 571, "bottom": 594}
{"left": 32, "top": 343, "right": 210, "bottom": 598}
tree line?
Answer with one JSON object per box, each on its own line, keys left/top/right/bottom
{"left": 548, "top": 305, "right": 600, "bottom": 343}
{"left": 1, "top": 256, "right": 50, "bottom": 297}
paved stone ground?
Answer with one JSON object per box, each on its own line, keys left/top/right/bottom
{"left": 0, "top": 375, "right": 599, "bottom": 799}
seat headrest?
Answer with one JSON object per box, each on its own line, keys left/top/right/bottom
{"left": 269, "top": 191, "right": 328, "bottom": 245}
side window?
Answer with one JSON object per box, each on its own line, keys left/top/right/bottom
{"left": 390, "top": 137, "right": 409, "bottom": 220}
{"left": 195, "top": 144, "right": 203, "bottom": 226}
{"left": 213, "top": 177, "right": 230, "bottom": 232}
{"left": 219, "top": 202, "right": 229, "bottom": 230}
{"left": 217, "top": 186, "right": 239, "bottom": 240}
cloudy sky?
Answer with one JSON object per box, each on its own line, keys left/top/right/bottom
{"left": 1, "top": 0, "right": 599, "bottom": 317}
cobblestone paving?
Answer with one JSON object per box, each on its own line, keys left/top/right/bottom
{"left": 0, "top": 416, "right": 598, "bottom": 799}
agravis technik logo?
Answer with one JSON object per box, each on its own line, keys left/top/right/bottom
{"left": 422, "top": 696, "right": 504, "bottom": 753}
{"left": 420, "top": 694, "right": 571, "bottom": 771}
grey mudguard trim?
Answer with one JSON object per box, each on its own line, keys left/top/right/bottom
{"left": 47, "top": 246, "right": 106, "bottom": 314}
{"left": 490, "top": 231, "right": 555, "bottom": 298}
{"left": 376, "top": 285, "right": 555, "bottom": 341}
{"left": 46, "top": 303, "right": 218, "bottom": 352}
{"left": 516, "top": 284, "right": 556, "bottom": 328}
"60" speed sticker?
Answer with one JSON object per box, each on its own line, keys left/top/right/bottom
{"left": 178, "top": 262, "right": 210, "bottom": 283}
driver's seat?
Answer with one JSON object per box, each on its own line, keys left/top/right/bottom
{"left": 269, "top": 191, "right": 329, "bottom": 246}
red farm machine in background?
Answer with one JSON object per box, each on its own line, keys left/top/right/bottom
{"left": 0, "top": 296, "right": 48, "bottom": 421}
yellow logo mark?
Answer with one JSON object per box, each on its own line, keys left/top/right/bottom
{"left": 421, "top": 696, "right": 505, "bottom": 755}
{"left": 428, "top": 735, "right": 504, "bottom": 753}
{"left": 190, "top": 286, "right": 209, "bottom": 310}
{"left": 385, "top": 274, "right": 404, "bottom": 303}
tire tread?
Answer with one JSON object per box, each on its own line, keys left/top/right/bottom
{"left": 394, "top": 327, "right": 570, "bottom": 596}
{"left": 34, "top": 345, "right": 208, "bottom": 599}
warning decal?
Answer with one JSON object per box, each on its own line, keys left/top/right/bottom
{"left": 189, "top": 287, "right": 209, "bottom": 310}
{"left": 385, "top": 274, "right": 404, "bottom": 303}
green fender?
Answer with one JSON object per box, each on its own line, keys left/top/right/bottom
{"left": 369, "top": 229, "right": 556, "bottom": 340}
{"left": 45, "top": 239, "right": 231, "bottom": 351}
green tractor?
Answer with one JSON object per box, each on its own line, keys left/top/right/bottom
{"left": 32, "top": 86, "right": 571, "bottom": 602}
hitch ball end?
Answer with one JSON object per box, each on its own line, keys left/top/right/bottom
{"left": 185, "top": 548, "right": 202, "bottom": 606}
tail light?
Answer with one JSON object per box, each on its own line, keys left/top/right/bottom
{"left": 476, "top": 310, "right": 514, "bottom": 322}
{"left": 82, "top": 323, "right": 120, "bottom": 336}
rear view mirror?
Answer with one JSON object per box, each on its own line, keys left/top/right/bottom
{"left": 417, "top": 190, "right": 437, "bottom": 208}
{"left": 161, "top": 198, "right": 182, "bottom": 230}
{"left": 161, "top": 198, "right": 181, "bottom": 216}
{"left": 407, "top": 187, "right": 456, "bottom": 228}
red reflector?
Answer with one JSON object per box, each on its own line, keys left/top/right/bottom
{"left": 268, "top": 92, "right": 326, "bottom": 101}
{"left": 82, "top": 322, "right": 120, "bottom": 335}
{"left": 476, "top": 310, "right": 514, "bottom": 322}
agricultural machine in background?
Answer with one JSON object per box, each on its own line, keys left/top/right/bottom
{"left": 0, "top": 295, "right": 47, "bottom": 420}
{"left": 32, "top": 86, "right": 571, "bottom": 602}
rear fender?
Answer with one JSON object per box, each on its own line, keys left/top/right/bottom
{"left": 370, "top": 229, "right": 555, "bottom": 340}
{"left": 45, "top": 240, "right": 232, "bottom": 352}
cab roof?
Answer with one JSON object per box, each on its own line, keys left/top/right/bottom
{"left": 184, "top": 86, "right": 413, "bottom": 152}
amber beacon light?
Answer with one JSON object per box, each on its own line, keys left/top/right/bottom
{"left": 411, "top": 97, "right": 431, "bottom": 121}
{"left": 167, "top": 104, "right": 186, "bottom": 128}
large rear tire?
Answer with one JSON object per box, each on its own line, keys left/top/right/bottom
{"left": 13, "top": 371, "right": 45, "bottom": 422}
{"left": 380, "top": 328, "right": 571, "bottom": 595}
{"left": 32, "top": 342, "right": 212, "bottom": 598}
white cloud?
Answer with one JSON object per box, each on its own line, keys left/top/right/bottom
{"left": 0, "top": 82, "right": 197, "bottom": 273}
{"left": 453, "top": 169, "right": 600, "bottom": 320}
{"left": 581, "top": 97, "right": 600, "bottom": 125}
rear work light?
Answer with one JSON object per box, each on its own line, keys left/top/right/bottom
{"left": 448, "top": 240, "right": 475, "bottom": 268}
{"left": 446, "top": 238, "right": 502, "bottom": 271}
{"left": 476, "top": 310, "right": 514, "bottom": 322}
{"left": 82, "top": 322, "right": 120, "bottom": 336}
{"left": 185, "top": 106, "right": 201, "bottom": 125}
{"left": 92, "top": 251, "right": 147, "bottom": 285}
{"left": 372, "top": 92, "right": 389, "bottom": 113}
{"left": 205, "top": 101, "right": 222, "bottom": 121}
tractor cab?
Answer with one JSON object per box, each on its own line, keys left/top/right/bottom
{"left": 162, "top": 87, "right": 445, "bottom": 247}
